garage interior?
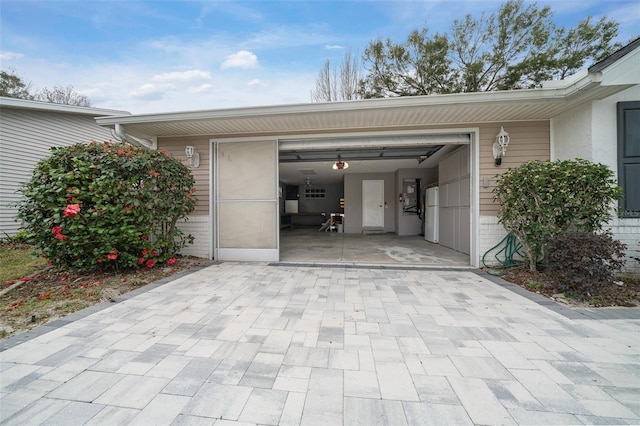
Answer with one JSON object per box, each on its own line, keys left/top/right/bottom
{"left": 278, "top": 132, "right": 472, "bottom": 266}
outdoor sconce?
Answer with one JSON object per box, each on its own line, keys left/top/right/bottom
{"left": 492, "top": 126, "right": 510, "bottom": 166}
{"left": 185, "top": 145, "right": 200, "bottom": 168}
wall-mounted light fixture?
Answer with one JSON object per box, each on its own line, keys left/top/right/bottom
{"left": 332, "top": 160, "right": 349, "bottom": 170}
{"left": 492, "top": 126, "right": 510, "bottom": 166}
{"left": 185, "top": 145, "right": 200, "bottom": 168}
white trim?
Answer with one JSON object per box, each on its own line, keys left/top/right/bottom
{"left": 279, "top": 129, "right": 471, "bottom": 151}
{"left": 549, "top": 118, "right": 556, "bottom": 161}
{"left": 209, "top": 139, "right": 215, "bottom": 260}
{"left": 470, "top": 128, "right": 480, "bottom": 267}
{"left": 217, "top": 249, "right": 279, "bottom": 262}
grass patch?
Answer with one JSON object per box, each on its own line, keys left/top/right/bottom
{"left": 0, "top": 244, "right": 47, "bottom": 283}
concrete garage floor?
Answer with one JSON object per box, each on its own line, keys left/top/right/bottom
{"left": 279, "top": 228, "right": 470, "bottom": 267}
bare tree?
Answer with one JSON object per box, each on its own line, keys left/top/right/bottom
{"left": 35, "top": 85, "right": 91, "bottom": 107}
{"left": 312, "top": 50, "right": 361, "bottom": 102}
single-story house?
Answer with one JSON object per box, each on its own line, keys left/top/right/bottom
{"left": 95, "top": 38, "right": 640, "bottom": 271}
{"left": 0, "top": 98, "right": 129, "bottom": 236}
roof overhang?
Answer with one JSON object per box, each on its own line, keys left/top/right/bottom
{"left": 95, "top": 81, "right": 631, "bottom": 140}
{"left": 0, "top": 96, "right": 129, "bottom": 117}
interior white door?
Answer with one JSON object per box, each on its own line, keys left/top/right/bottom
{"left": 362, "top": 180, "right": 384, "bottom": 228}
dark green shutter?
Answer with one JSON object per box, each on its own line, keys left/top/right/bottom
{"left": 618, "top": 101, "right": 640, "bottom": 216}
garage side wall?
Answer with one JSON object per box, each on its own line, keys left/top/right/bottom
{"left": 158, "top": 136, "right": 211, "bottom": 258}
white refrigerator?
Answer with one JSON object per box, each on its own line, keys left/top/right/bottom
{"left": 424, "top": 187, "right": 439, "bottom": 243}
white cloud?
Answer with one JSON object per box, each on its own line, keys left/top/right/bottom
{"left": 325, "top": 45, "right": 344, "bottom": 49}
{"left": 152, "top": 69, "right": 212, "bottom": 83}
{"left": 0, "top": 51, "right": 24, "bottom": 60}
{"left": 221, "top": 50, "right": 259, "bottom": 69}
{"left": 129, "top": 83, "right": 174, "bottom": 101}
{"left": 188, "top": 83, "right": 215, "bottom": 93}
{"left": 247, "top": 79, "right": 268, "bottom": 87}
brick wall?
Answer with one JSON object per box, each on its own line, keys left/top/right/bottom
{"left": 479, "top": 215, "right": 640, "bottom": 273}
{"left": 176, "top": 215, "right": 210, "bottom": 259}
{"left": 607, "top": 217, "right": 640, "bottom": 273}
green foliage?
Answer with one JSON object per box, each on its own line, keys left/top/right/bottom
{"left": 17, "top": 142, "right": 197, "bottom": 271}
{"left": 493, "top": 159, "right": 622, "bottom": 271}
{"left": 359, "top": 0, "right": 621, "bottom": 97}
{"left": 547, "top": 232, "right": 626, "bottom": 299}
{"left": 0, "top": 69, "right": 33, "bottom": 100}
{"left": 1, "top": 230, "right": 30, "bottom": 244}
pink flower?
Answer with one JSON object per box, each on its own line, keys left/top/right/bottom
{"left": 141, "top": 235, "right": 148, "bottom": 241}
{"left": 167, "top": 257, "right": 176, "bottom": 265}
{"left": 124, "top": 206, "right": 132, "bottom": 211}
{"left": 146, "top": 259, "right": 155, "bottom": 268}
{"left": 51, "top": 225, "right": 62, "bottom": 234}
{"left": 97, "top": 258, "right": 103, "bottom": 263}
{"left": 107, "top": 253, "right": 118, "bottom": 261}
{"left": 63, "top": 204, "right": 81, "bottom": 217}
{"left": 54, "top": 233, "right": 67, "bottom": 241}
{"left": 141, "top": 249, "right": 148, "bottom": 255}
{"left": 151, "top": 250, "right": 159, "bottom": 257}
{"left": 138, "top": 257, "right": 145, "bottom": 264}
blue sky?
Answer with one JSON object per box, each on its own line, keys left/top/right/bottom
{"left": 1, "top": 0, "right": 638, "bottom": 114}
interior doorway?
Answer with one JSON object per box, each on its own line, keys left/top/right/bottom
{"left": 362, "top": 180, "right": 384, "bottom": 228}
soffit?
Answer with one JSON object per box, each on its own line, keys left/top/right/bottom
{"left": 97, "top": 84, "right": 628, "bottom": 140}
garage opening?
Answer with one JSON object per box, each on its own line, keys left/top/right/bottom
{"left": 278, "top": 131, "right": 473, "bottom": 266}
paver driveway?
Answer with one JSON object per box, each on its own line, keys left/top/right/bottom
{"left": 1, "top": 263, "right": 639, "bottom": 425}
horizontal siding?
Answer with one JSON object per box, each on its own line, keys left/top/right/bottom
{"left": 0, "top": 109, "right": 116, "bottom": 236}
{"left": 157, "top": 136, "right": 210, "bottom": 215}
{"left": 478, "top": 121, "right": 550, "bottom": 215}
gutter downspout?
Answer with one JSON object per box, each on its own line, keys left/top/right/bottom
{"left": 114, "top": 123, "right": 156, "bottom": 149}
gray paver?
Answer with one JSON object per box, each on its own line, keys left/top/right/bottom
{"left": 0, "top": 263, "right": 639, "bottom": 426}
{"left": 344, "top": 397, "right": 407, "bottom": 425}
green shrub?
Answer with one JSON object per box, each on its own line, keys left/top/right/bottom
{"left": 493, "top": 159, "right": 622, "bottom": 271}
{"left": 16, "top": 141, "right": 197, "bottom": 271}
{"left": 547, "top": 232, "right": 626, "bottom": 298}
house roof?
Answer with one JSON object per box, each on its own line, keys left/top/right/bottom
{"left": 0, "top": 97, "right": 129, "bottom": 117}
{"left": 589, "top": 37, "right": 640, "bottom": 73}
{"left": 96, "top": 39, "right": 640, "bottom": 140}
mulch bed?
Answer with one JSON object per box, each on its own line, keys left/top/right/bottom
{"left": 1, "top": 255, "right": 208, "bottom": 339}
{"left": 501, "top": 266, "right": 640, "bottom": 308}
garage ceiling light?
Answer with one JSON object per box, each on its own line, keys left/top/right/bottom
{"left": 332, "top": 161, "right": 349, "bottom": 170}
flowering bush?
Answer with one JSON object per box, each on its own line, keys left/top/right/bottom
{"left": 493, "top": 159, "right": 622, "bottom": 271}
{"left": 17, "top": 141, "right": 197, "bottom": 271}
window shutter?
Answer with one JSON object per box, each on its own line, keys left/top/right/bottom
{"left": 618, "top": 101, "right": 640, "bottom": 216}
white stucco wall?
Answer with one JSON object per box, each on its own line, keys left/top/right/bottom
{"left": 552, "top": 86, "right": 640, "bottom": 170}
{"left": 591, "top": 85, "right": 640, "bottom": 175}
{"left": 551, "top": 103, "right": 593, "bottom": 161}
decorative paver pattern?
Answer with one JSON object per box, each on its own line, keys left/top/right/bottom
{"left": 1, "top": 263, "right": 639, "bottom": 425}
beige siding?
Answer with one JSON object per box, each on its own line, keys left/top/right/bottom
{"left": 478, "top": 121, "right": 550, "bottom": 215}
{"left": 0, "top": 108, "right": 116, "bottom": 235}
{"left": 158, "top": 136, "right": 210, "bottom": 215}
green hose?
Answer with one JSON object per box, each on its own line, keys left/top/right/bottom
{"left": 482, "top": 233, "right": 526, "bottom": 276}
